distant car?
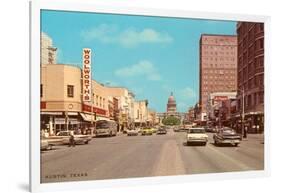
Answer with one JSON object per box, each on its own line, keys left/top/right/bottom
{"left": 127, "top": 129, "right": 138, "bottom": 136}
{"left": 157, "top": 127, "right": 167, "bottom": 135}
{"left": 186, "top": 127, "right": 208, "bottom": 146}
{"left": 40, "top": 138, "right": 53, "bottom": 150}
{"left": 141, "top": 127, "right": 153, "bottom": 135}
{"left": 173, "top": 127, "right": 180, "bottom": 132}
{"left": 204, "top": 126, "right": 214, "bottom": 132}
{"left": 213, "top": 127, "right": 241, "bottom": 146}
{"left": 151, "top": 127, "right": 157, "bottom": 133}
{"left": 56, "top": 131, "right": 92, "bottom": 145}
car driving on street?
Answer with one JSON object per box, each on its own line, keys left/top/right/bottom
{"left": 157, "top": 127, "right": 167, "bottom": 135}
{"left": 213, "top": 127, "right": 241, "bottom": 146}
{"left": 40, "top": 137, "right": 53, "bottom": 151}
{"left": 127, "top": 129, "right": 138, "bottom": 136}
{"left": 186, "top": 127, "right": 208, "bottom": 146}
{"left": 55, "top": 131, "right": 92, "bottom": 145}
{"left": 141, "top": 127, "right": 153, "bottom": 135}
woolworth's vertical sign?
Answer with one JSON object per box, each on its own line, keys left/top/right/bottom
{"left": 83, "top": 48, "right": 92, "bottom": 102}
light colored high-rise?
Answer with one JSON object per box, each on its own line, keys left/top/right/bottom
{"left": 41, "top": 32, "right": 57, "bottom": 66}
{"left": 199, "top": 34, "right": 238, "bottom": 121}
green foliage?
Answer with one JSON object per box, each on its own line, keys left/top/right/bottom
{"left": 162, "top": 116, "right": 181, "bottom": 125}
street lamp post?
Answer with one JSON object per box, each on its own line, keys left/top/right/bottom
{"left": 239, "top": 86, "right": 245, "bottom": 139}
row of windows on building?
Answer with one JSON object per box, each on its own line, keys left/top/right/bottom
{"left": 237, "top": 91, "right": 264, "bottom": 110}
{"left": 203, "top": 51, "right": 236, "bottom": 56}
{"left": 202, "top": 40, "right": 236, "bottom": 45}
{"left": 203, "top": 57, "right": 236, "bottom": 62}
{"left": 202, "top": 62, "right": 236, "bottom": 68}
{"left": 238, "top": 37, "right": 264, "bottom": 52}
{"left": 202, "top": 82, "right": 236, "bottom": 91}
{"left": 238, "top": 58, "right": 264, "bottom": 76}
{"left": 203, "top": 69, "right": 236, "bottom": 75}
{"left": 237, "top": 23, "right": 264, "bottom": 39}
{"left": 238, "top": 63, "right": 264, "bottom": 82}
{"left": 238, "top": 74, "right": 264, "bottom": 90}
{"left": 202, "top": 73, "right": 236, "bottom": 80}
{"left": 40, "top": 84, "right": 107, "bottom": 109}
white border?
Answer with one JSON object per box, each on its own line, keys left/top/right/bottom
{"left": 30, "top": 1, "right": 271, "bottom": 192}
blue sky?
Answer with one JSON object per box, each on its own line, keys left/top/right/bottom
{"left": 41, "top": 10, "right": 237, "bottom": 113}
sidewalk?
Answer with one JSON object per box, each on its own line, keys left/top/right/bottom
{"left": 242, "top": 133, "right": 264, "bottom": 144}
{"left": 246, "top": 133, "right": 264, "bottom": 140}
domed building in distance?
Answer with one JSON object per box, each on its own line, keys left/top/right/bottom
{"left": 167, "top": 92, "right": 177, "bottom": 115}
{"left": 156, "top": 92, "right": 187, "bottom": 124}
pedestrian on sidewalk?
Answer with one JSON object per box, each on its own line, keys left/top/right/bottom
{"left": 244, "top": 126, "right": 248, "bottom": 138}
{"left": 69, "top": 132, "right": 75, "bottom": 147}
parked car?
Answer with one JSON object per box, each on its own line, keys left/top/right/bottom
{"left": 213, "top": 127, "right": 241, "bottom": 146}
{"left": 40, "top": 137, "right": 53, "bottom": 150}
{"left": 55, "top": 131, "right": 92, "bottom": 145}
{"left": 186, "top": 127, "right": 208, "bottom": 146}
{"left": 151, "top": 127, "right": 157, "bottom": 133}
{"left": 127, "top": 129, "right": 138, "bottom": 136}
{"left": 204, "top": 126, "right": 214, "bottom": 132}
{"left": 141, "top": 127, "right": 153, "bottom": 135}
{"left": 157, "top": 127, "right": 167, "bottom": 135}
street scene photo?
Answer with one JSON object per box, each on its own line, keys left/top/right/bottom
{"left": 40, "top": 10, "right": 265, "bottom": 183}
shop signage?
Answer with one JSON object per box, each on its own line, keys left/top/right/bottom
{"left": 82, "top": 104, "right": 106, "bottom": 115}
{"left": 214, "top": 96, "right": 228, "bottom": 101}
{"left": 83, "top": 48, "right": 92, "bottom": 102}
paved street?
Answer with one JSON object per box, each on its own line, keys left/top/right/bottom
{"left": 41, "top": 130, "right": 264, "bottom": 183}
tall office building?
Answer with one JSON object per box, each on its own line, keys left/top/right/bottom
{"left": 199, "top": 34, "right": 238, "bottom": 121}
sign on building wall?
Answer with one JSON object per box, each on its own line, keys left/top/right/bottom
{"left": 83, "top": 48, "right": 92, "bottom": 102}
{"left": 214, "top": 96, "right": 228, "bottom": 101}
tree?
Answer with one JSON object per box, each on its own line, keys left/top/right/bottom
{"left": 162, "top": 116, "right": 181, "bottom": 125}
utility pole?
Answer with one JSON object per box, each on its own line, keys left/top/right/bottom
{"left": 241, "top": 86, "right": 245, "bottom": 139}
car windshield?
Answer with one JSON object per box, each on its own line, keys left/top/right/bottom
{"left": 222, "top": 128, "right": 236, "bottom": 135}
{"left": 189, "top": 129, "right": 205, "bottom": 133}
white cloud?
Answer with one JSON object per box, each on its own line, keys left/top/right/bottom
{"left": 81, "top": 24, "right": 173, "bottom": 47}
{"left": 179, "top": 87, "right": 196, "bottom": 99}
{"left": 115, "top": 60, "right": 162, "bottom": 81}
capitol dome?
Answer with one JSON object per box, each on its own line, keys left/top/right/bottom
{"left": 167, "top": 92, "right": 177, "bottom": 114}
{"left": 168, "top": 94, "right": 176, "bottom": 103}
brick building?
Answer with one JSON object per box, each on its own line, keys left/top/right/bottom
{"left": 235, "top": 22, "right": 264, "bottom": 133}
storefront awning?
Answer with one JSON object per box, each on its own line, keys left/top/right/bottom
{"left": 96, "top": 116, "right": 110, "bottom": 121}
{"left": 80, "top": 113, "right": 95, "bottom": 122}
{"left": 41, "top": 112, "right": 63, "bottom": 115}
{"left": 67, "top": 112, "right": 78, "bottom": 116}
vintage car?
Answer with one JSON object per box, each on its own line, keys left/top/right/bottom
{"left": 213, "top": 127, "right": 241, "bottom": 146}
{"left": 204, "top": 126, "right": 216, "bottom": 133}
{"left": 173, "top": 127, "right": 180, "bottom": 132}
{"left": 54, "top": 131, "right": 92, "bottom": 145}
{"left": 157, "top": 127, "right": 167, "bottom": 135}
{"left": 127, "top": 129, "right": 138, "bottom": 136}
{"left": 186, "top": 127, "right": 208, "bottom": 146}
{"left": 40, "top": 138, "right": 53, "bottom": 151}
{"left": 141, "top": 127, "right": 153, "bottom": 135}
{"left": 151, "top": 127, "right": 157, "bottom": 133}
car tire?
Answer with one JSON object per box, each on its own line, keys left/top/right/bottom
{"left": 234, "top": 143, "right": 238, "bottom": 147}
{"left": 85, "top": 141, "right": 89, "bottom": 144}
{"left": 203, "top": 142, "right": 207, "bottom": 146}
{"left": 186, "top": 141, "right": 189, "bottom": 146}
